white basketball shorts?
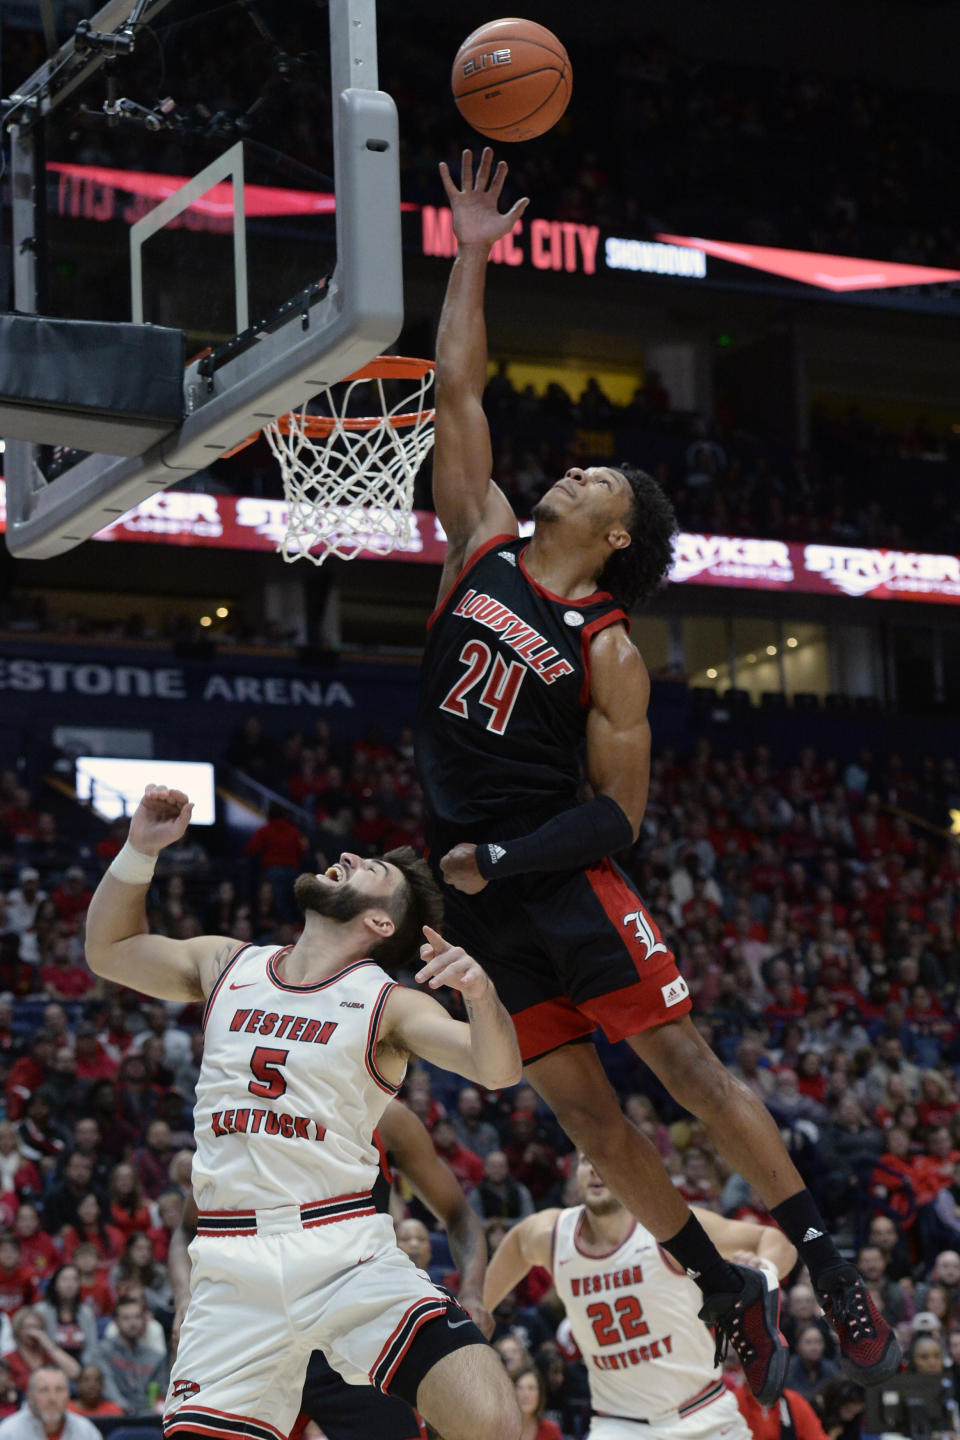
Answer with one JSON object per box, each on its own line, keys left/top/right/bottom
{"left": 164, "top": 1203, "right": 457, "bottom": 1440}
{"left": 589, "top": 1389, "right": 751, "bottom": 1440}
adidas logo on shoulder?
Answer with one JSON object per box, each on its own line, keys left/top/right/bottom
{"left": 802, "top": 1227, "right": 824, "bottom": 1242}
{"left": 498, "top": 550, "right": 517, "bottom": 565}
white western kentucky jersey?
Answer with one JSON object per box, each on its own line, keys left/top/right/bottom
{"left": 552, "top": 1207, "right": 722, "bottom": 1422}
{"left": 191, "top": 944, "right": 403, "bottom": 1212}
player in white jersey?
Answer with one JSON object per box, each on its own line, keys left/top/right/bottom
{"left": 484, "top": 1154, "right": 797, "bottom": 1440}
{"left": 85, "top": 785, "right": 523, "bottom": 1440}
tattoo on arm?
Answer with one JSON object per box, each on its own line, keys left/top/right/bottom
{"left": 464, "top": 997, "right": 476, "bottom": 1023}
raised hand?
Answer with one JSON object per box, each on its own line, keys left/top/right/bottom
{"left": 128, "top": 784, "right": 194, "bottom": 857}
{"left": 415, "top": 925, "right": 492, "bottom": 1000}
{"left": 439, "top": 147, "right": 529, "bottom": 252}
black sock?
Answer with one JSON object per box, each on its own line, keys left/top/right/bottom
{"left": 662, "top": 1214, "right": 745, "bottom": 1298}
{"left": 770, "top": 1189, "right": 842, "bottom": 1285}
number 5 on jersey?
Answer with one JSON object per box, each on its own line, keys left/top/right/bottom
{"left": 248, "top": 1046, "right": 289, "bottom": 1099}
{"left": 439, "top": 640, "right": 526, "bottom": 736}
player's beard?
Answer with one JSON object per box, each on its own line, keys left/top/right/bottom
{"left": 582, "top": 1191, "right": 623, "bottom": 1219}
{"left": 294, "top": 874, "right": 372, "bottom": 923}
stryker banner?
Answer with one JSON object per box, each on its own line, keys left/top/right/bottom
{"left": 3, "top": 483, "right": 958, "bottom": 606}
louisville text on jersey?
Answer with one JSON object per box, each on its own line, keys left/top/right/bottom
{"left": 229, "top": 1007, "right": 339, "bottom": 1043}
{"left": 451, "top": 590, "right": 576, "bottom": 684}
{"left": 210, "top": 1107, "right": 326, "bottom": 1141}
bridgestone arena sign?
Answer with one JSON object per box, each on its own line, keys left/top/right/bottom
{"left": 2, "top": 485, "right": 959, "bottom": 605}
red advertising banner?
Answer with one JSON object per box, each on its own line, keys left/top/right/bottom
{"left": 2, "top": 483, "right": 959, "bottom": 604}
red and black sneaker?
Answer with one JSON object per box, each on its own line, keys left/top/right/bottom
{"left": 815, "top": 1263, "right": 901, "bottom": 1383}
{"left": 698, "top": 1263, "right": 789, "bottom": 1407}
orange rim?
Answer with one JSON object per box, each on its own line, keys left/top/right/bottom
{"left": 218, "top": 355, "right": 434, "bottom": 458}
{"left": 340, "top": 356, "right": 434, "bottom": 383}
{"left": 272, "top": 406, "right": 435, "bottom": 439}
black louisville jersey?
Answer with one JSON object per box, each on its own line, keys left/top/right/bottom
{"left": 417, "top": 533, "right": 629, "bottom": 837}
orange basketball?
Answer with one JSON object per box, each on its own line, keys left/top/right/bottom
{"left": 451, "top": 18, "right": 571, "bottom": 143}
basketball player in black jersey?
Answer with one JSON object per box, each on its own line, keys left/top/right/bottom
{"left": 417, "top": 147, "right": 900, "bottom": 1405}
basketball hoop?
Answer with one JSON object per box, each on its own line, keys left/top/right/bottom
{"left": 263, "top": 356, "right": 436, "bottom": 565}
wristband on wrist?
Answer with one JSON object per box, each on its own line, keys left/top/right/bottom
{"left": 474, "top": 794, "right": 635, "bottom": 880}
{"left": 108, "top": 841, "right": 158, "bottom": 885}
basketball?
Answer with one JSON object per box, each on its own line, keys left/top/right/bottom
{"left": 451, "top": 18, "right": 572, "bottom": 143}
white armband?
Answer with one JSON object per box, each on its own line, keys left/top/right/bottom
{"left": 108, "top": 841, "right": 158, "bottom": 886}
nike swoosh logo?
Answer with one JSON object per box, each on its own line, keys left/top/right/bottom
{"left": 447, "top": 1317, "right": 473, "bottom": 1330}
{"left": 229, "top": 982, "right": 256, "bottom": 990}
{"left": 358, "top": 1254, "right": 375, "bottom": 1265}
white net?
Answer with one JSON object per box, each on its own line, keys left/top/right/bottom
{"left": 264, "top": 360, "right": 436, "bottom": 564}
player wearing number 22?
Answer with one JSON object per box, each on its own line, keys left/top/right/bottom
{"left": 485, "top": 1154, "right": 797, "bottom": 1440}
{"left": 417, "top": 147, "right": 899, "bottom": 1404}
{"left": 84, "top": 784, "right": 524, "bottom": 1440}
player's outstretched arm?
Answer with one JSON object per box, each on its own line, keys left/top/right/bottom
{"left": 693, "top": 1206, "right": 797, "bottom": 1281}
{"left": 433, "top": 148, "right": 525, "bottom": 595}
{"left": 85, "top": 784, "right": 241, "bottom": 1002}
{"left": 382, "top": 926, "right": 522, "bottom": 1088}
{"left": 380, "top": 1099, "right": 494, "bottom": 1336}
{"left": 482, "top": 1209, "right": 557, "bottom": 1311}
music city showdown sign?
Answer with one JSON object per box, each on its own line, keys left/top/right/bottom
{"left": 2, "top": 483, "right": 958, "bottom": 605}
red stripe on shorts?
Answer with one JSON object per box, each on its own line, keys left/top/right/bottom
{"left": 579, "top": 976, "right": 691, "bottom": 1042}
{"left": 584, "top": 860, "right": 674, "bottom": 976}
{"left": 510, "top": 993, "right": 596, "bottom": 1063}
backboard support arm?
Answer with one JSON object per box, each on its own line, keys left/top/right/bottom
{"left": 4, "top": 0, "right": 402, "bottom": 560}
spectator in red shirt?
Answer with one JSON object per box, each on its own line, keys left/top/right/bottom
{"left": 0, "top": 788, "right": 40, "bottom": 842}
{"left": 94, "top": 818, "right": 129, "bottom": 867}
{"left": 71, "top": 1244, "right": 115, "bottom": 1318}
{"left": 4, "top": 1035, "right": 53, "bottom": 1123}
{"left": 147, "top": 1191, "right": 183, "bottom": 1265}
{"left": 245, "top": 804, "right": 307, "bottom": 921}
{"left": 73, "top": 1029, "right": 118, "bottom": 1086}
{"left": 245, "top": 804, "right": 307, "bottom": 872}
{"left": 106, "top": 1165, "right": 151, "bottom": 1243}
{"left": 431, "top": 1118, "right": 484, "bottom": 1192}
{"left": 733, "top": 1381, "right": 828, "bottom": 1440}
{"left": 514, "top": 1367, "right": 562, "bottom": 1440}
{"left": 60, "top": 1193, "right": 124, "bottom": 1265}
{"left": 2, "top": 1303, "right": 80, "bottom": 1388}
{"left": 38, "top": 937, "right": 95, "bottom": 1001}
{"left": 0, "top": 1235, "right": 39, "bottom": 1317}
{"left": 131, "top": 1121, "right": 174, "bottom": 1202}
{"left": 911, "top": 1127, "right": 960, "bottom": 1206}
{"left": 288, "top": 751, "right": 329, "bottom": 808}
{"left": 50, "top": 868, "right": 93, "bottom": 930}
{"left": 764, "top": 978, "right": 807, "bottom": 1029}
{"left": 403, "top": 1072, "right": 447, "bottom": 1132}
{"left": 919, "top": 1072, "right": 960, "bottom": 1130}
{"left": 13, "top": 1206, "right": 59, "bottom": 1282}
{"left": 501, "top": 1112, "right": 560, "bottom": 1206}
